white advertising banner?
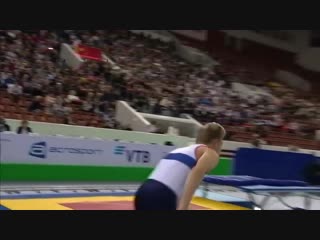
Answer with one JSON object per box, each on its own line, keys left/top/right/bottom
{"left": 1, "top": 133, "right": 318, "bottom": 167}
{"left": 0, "top": 133, "right": 175, "bottom": 167}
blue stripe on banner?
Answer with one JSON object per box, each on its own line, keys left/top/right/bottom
{"left": 165, "top": 153, "right": 196, "bottom": 169}
{"left": 113, "top": 151, "right": 124, "bottom": 154}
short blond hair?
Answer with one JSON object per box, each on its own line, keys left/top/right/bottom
{"left": 196, "top": 122, "right": 226, "bottom": 144}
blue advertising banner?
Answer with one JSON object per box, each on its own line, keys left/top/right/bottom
{"left": 234, "top": 148, "right": 317, "bottom": 181}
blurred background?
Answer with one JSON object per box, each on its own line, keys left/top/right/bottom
{"left": 0, "top": 30, "right": 319, "bottom": 209}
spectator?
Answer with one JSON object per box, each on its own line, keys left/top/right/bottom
{"left": 28, "top": 96, "right": 44, "bottom": 112}
{"left": 288, "top": 145, "right": 299, "bottom": 152}
{"left": 52, "top": 95, "right": 65, "bottom": 116}
{"left": 16, "top": 120, "right": 32, "bottom": 134}
{"left": 7, "top": 83, "right": 23, "bottom": 102}
{"left": 3, "top": 72, "right": 15, "bottom": 87}
{"left": 82, "top": 92, "right": 94, "bottom": 112}
{"left": 0, "top": 117, "right": 11, "bottom": 132}
{"left": 0, "top": 71, "right": 8, "bottom": 88}
{"left": 63, "top": 115, "right": 74, "bottom": 125}
{"left": 65, "top": 90, "right": 80, "bottom": 103}
{"left": 44, "top": 93, "right": 56, "bottom": 114}
{"left": 62, "top": 103, "right": 73, "bottom": 116}
{"left": 82, "top": 99, "right": 94, "bottom": 112}
{"left": 251, "top": 134, "right": 266, "bottom": 148}
{"left": 287, "top": 121, "right": 300, "bottom": 134}
{"left": 164, "top": 141, "right": 174, "bottom": 146}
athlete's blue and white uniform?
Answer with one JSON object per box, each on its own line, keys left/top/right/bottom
{"left": 134, "top": 144, "right": 206, "bottom": 210}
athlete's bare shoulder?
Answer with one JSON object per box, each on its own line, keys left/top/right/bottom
{"left": 195, "top": 145, "right": 219, "bottom": 161}
{"left": 194, "top": 146, "right": 219, "bottom": 174}
{"left": 195, "top": 145, "right": 207, "bottom": 160}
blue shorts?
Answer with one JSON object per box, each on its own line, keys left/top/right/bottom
{"left": 134, "top": 179, "right": 177, "bottom": 210}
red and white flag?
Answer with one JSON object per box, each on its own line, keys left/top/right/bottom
{"left": 75, "top": 44, "right": 103, "bottom": 62}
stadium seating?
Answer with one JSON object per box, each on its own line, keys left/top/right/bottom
{"left": 0, "top": 30, "right": 319, "bottom": 150}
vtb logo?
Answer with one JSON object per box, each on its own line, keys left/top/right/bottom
{"left": 113, "top": 146, "right": 150, "bottom": 163}
{"left": 113, "top": 146, "right": 126, "bottom": 155}
{"left": 29, "top": 142, "right": 47, "bottom": 159}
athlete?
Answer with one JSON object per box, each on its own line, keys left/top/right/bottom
{"left": 134, "top": 122, "right": 225, "bottom": 210}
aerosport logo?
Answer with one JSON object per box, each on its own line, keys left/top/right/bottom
{"left": 29, "top": 142, "right": 104, "bottom": 159}
{"left": 29, "top": 142, "right": 47, "bottom": 159}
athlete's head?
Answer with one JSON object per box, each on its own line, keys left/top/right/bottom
{"left": 195, "top": 122, "right": 226, "bottom": 153}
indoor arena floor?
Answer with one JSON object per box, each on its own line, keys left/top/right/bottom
{"left": 0, "top": 183, "right": 248, "bottom": 210}
{"left": 3, "top": 182, "right": 319, "bottom": 210}
{"left": 0, "top": 196, "right": 249, "bottom": 210}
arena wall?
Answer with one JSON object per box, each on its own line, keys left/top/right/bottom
{"left": 1, "top": 127, "right": 319, "bottom": 182}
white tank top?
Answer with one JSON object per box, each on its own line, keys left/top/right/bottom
{"left": 149, "top": 144, "right": 206, "bottom": 200}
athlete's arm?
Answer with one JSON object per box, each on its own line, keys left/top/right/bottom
{"left": 177, "top": 148, "right": 219, "bottom": 210}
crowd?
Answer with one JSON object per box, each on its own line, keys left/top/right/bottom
{"left": 0, "top": 30, "right": 319, "bottom": 143}
{"left": 0, "top": 30, "right": 119, "bottom": 128}
{"left": 64, "top": 30, "right": 319, "bottom": 140}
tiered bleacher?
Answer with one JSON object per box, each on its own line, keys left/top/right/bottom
{"left": 0, "top": 30, "right": 319, "bottom": 150}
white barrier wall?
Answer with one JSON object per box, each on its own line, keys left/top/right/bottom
{"left": 275, "top": 70, "right": 311, "bottom": 91}
{"left": 59, "top": 43, "right": 84, "bottom": 70}
{"left": 169, "top": 30, "right": 208, "bottom": 41}
{"left": 232, "top": 82, "right": 277, "bottom": 101}
{"left": 115, "top": 101, "right": 151, "bottom": 132}
{"left": 130, "top": 30, "right": 172, "bottom": 42}
{"left": 296, "top": 47, "right": 320, "bottom": 72}
{"left": 5, "top": 119, "right": 193, "bottom": 147}
{"left": 4, "top": 118, "right": 320, "bottom": 156}
{"left": 141, "top": 113, "right": 201, "bottom": 138}
{"left": 221, "top": 30, "right": 298, "bottom": 53}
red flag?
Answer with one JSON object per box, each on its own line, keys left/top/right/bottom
{"left": 76, "top": 44, "right": 103, "bottom": 61}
